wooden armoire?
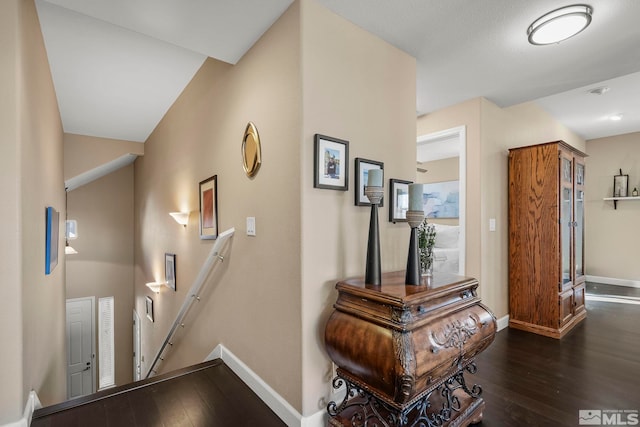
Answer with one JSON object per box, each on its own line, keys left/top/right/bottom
{"left": 508, "top": 141, "right": 586, "bottom": 339}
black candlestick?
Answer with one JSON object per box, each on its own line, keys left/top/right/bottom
{"left": 364, "top": 186, "right": 383, "bottom": 285}
{"left": 405, "top": 210, "right": 425, "bottom": 285}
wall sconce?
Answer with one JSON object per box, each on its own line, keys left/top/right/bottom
{"left": 146, "top": 282, "right": 166, "bottom": 294}
{"left": 169, "top": 212, "right": 189, "bottom": 227}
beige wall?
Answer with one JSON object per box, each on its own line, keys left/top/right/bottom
{"left": 64, "top": 133, "right": 144, "bottom": 180}
{"left": 66, "top": 165, "right": 135, "bottom": 387}
{"left": 417, "top": 98, "right": 585, "bottom": 319}
{"left": 133, "top": 0, "right": 416, "bottom": 417}
{"left": 0, "top": 0, "right": 66, "bottom": 422}
{"left": 419, "top": 157, "right": 459, "bottom": 183}
{"left": 0, "top": 0, "right": 24, "bottom": 422}
{"left": 134, "top": 0, "right": 303, "bottom": 411}
{"left": 585, "top": 132, "right": 640, "bottom": 280}
{"left": 20, "top": 0, "right": 67, "bottom": 409}
{"left": 301, "top": 0, "right": 416, "bottom": 416}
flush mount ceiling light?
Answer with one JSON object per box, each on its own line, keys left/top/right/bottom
{"left": 588, "top": 86, "right": 610, "bottom": 96}
{"left": 528, "top": 4, "right": 593, "bottom": 45}
{"left": 609, "top": 113, "right": 623, "bottom": 121}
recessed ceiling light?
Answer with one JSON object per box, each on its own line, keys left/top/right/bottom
{"left": 588, "top": 86, "right": 610, "bottom": 95}
{"left": 609, "top": 114, "right": 623, "bottom": 121}
{"left": 528, "top": 4, "right": 593, "bottom": 45}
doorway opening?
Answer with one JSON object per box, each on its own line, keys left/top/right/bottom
{"left": 417, "top": 125, "right": 466, "bottom": 276}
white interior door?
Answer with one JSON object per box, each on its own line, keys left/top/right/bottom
{"left": 66, "top": 298, "right": 95, "bottom": 399}
{"left": 133, "top": 310, "right": 141, "bottom": 381}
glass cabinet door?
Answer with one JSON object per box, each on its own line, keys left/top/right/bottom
{"left": 560, "top": 155, "right": 573, "bottom": 288}
{"left": 574, "top": 162, "right": 585, "bottom": 280}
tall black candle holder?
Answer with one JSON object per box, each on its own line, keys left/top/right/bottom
{"left": 405, "top": 210, "right": 425, "bottom": 285}
{"left": 364, "top": 185, "right": 383, "bottom": 285}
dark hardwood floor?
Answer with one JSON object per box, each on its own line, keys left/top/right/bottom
{"left": 32, "top": 283, "right": 639, "bottom": 427}
{"left": 471, "top": 284, "right": 640, "bottom": 427}
{"left": 32, "top": 359, "right": 286, "bottom": 427}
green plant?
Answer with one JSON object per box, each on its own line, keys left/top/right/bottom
{"left": 417, "top": 219, "right": 436, "bottom": 273}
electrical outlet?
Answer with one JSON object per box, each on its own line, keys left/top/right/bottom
{"left": 246, "top": 217, "right": 256, "bottom": 236}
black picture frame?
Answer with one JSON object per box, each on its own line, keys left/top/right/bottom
{"left": 613, "top": 171, "right": 629, "bottom": 197}
{"left": 389, "top": 179, "right": 412, "bottom": 223}
{"left": 314, "top": 134, "right": 349, "bottom": 191}
{"left": 355, "top": 158, "right": 384, "bottom": 206}
{"left": 165, "top": 253, "right": 176, "bottom": 291}
{"left": 145, "top": 296, "right": 154, "bottom": 322}
{"left": 199, "top": 175, "right": 218, "bottom": 240}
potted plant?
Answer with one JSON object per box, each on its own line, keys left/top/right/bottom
{"left": 418, "top": 219, "right": 436, "bottom": 276}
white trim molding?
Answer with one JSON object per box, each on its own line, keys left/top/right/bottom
{"left": 1, "top": 391, "right": 42, "bottom": 427}
{"left": 586, "top": 275, "right": 640, "bottom": 289}
{"left": 496, "top": 315, "right": 509, "bottom": 332}
{"left": 205, "top": 344, "right": 327, "bottom": 426}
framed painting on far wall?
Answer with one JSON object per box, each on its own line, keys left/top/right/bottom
{"left": 314, "top": 134, "right": 349, "bottom": 191}
{"left": 165, "top": 253, "right": 176, "bottom": 291}
{"left": 422, "top": 180, "right": 460, "bottom": 219}
{"left": 613, "top": 171, "right": 628, "bottom": 197}
{"left": 199, "top": 175, "right": 218, "bottom": 240}
{"left": 354, "top": 158, "right": 384, "bottom": 206}
{"left": 145, "top": 296, "right": 154, "bottom": 322}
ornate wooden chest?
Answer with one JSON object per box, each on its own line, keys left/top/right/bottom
{"left": 324, "top": 271, "right": 496, "bottom": 426}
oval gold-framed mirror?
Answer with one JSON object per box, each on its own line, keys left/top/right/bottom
{"left": 242, "top": 122, "right": 262, "bottom": 178}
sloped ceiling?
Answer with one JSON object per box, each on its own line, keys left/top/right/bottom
{"left": 37, "top": 0, "right": 640, "bottom": 145}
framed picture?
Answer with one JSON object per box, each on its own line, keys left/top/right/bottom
{"left": 199, "top": 175, "right": 218, "bottom": 240}
{"left": 314, "top": 134, "right": 349, "bottom": 191}
{"left": 145, "top": 296, "right": 154, "bottom": 322}
{"left": 613, "top": 171, "right": 628, "bottom": 197}
{"left": 422, "top": 180, "right": 460, "bottom": 219}
{"left": 389, "top": 179, "right": 412, "bottom": 223}
{"left": 354, "top": 158, "right": 384, "bottom": 206}
{"left": 45, "top": 206, "right": 60, "bottom": 275}
{"left": 165, "top": 253, "right": 176, "bottom": 291}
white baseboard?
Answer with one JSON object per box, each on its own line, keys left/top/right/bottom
{"left": 0, "top": 391, "right": 41, "bottom": 427}
{"left": 496, "top": 315, "right": 509, "bottom": 332}
{"left": 205, "top": 345, "right": 327, "bottom": 427}
{"left": 586, "top": 275, "right": 640, "bottom": 289}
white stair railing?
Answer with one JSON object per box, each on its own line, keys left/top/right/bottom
{"left": 145, "top": 227, "right": 235, "bottom": 379}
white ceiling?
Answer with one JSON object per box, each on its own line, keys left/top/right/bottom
{"left": 36, "top": 0, "right": 640, "bottom": 144}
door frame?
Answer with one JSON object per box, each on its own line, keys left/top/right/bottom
{"left": 133, "top": 310, "right": 142, "bottom": 382}
{"left": 66, "top": 296, "right": 97, "bottom": 398}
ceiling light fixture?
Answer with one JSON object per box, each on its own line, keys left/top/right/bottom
{"left": 528, "top": 4, "right": 593, "bottom": 45}
{"left": 588, "top": 86, "right": 610, "bottom": 96}
{"left": 609, "top": 113, "right": 623, "bottom": 121}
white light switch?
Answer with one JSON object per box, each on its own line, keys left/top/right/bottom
{"left": 489, "top": 218, "right": 496, "bottom": 232}
{"left": 246, "top": 217, "right": 256, "bottom": 236}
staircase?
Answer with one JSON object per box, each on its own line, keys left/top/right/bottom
{"left": 32, "top": 359, "right": 286, "bottom": 426}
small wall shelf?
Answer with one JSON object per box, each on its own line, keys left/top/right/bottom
{"left": 603, "top": 196, "right": 640, "bottom": 209}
